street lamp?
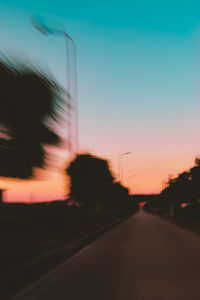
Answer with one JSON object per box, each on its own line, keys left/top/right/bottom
{"left": 31, "top": 16, "right": 79, "bottom": 158}
{"left": 128, "top": 174, "right": 137, "bottom": 194}
{"left": 118, "top": 152, "right": 131, "bottom": 182}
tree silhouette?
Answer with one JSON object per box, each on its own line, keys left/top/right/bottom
{"left": 66, "top": 154, "right": 114, "bottom": 208}
{"left": 161, "top": 171, "right": 191, "bottom": 218}
{"left": 189, "top": 157, "right": 200, "bottom": 203}
{"left": 0, "top": 59, "right": 64, "bottom": 178}
{"left": 158, "top": 157, "right": 200, "bottom": 218}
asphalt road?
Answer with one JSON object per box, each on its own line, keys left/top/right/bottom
{"left": 10, "top": 211, "right": 200, "bottom": 300}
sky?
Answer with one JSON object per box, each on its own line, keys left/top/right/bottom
{"left": 0, "top": 0, "right": 200, "bottom": 201}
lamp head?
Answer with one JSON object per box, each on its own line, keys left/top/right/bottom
{"left": 123, "top": 152, "right": 131, "bottom": 155}
{"left": 30, "top": 16, "right": 65, "bottom": 36}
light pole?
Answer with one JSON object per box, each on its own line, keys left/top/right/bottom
{"left": 128, "top": 174, "right": 137, "bottom": 194}
{"left": 118, "top": 152, "right": 131, "bottom": 183}
{"left": 31, "top": 16, "right": 79, "bottom": 158}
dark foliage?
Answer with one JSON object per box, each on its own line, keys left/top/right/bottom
{"left": 0, "top": 59, "right": 64, "bottom": 178}
{"left": 144, "top": 157, "right": 200, "bottom": 219}
{"left": 66, "top": 153, "right": 137, "bottom": 214}
{"left": 66, "top": 154, "right": 114, "bottom": 207}
{"left": 189, "top": 158, "right": 200, "bottom": 202}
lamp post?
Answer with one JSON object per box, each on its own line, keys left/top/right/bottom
{"left": 128, "top": 174, "right": 137, "bottom": 194}
{"left": 31, "top": 16, "right": 79, "bottom": 158}
{"left": 118, "top": 152, "right": 131, "bottom": 183}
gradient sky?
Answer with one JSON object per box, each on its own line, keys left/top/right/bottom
{"left": 0, "top": 0, "right": 200, "bottom": 201}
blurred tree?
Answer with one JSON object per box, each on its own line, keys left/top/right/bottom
{"left": 101, "top": 182, "right": 129, "bottom": 209}
{"left": 189, "top": 157, "right": 200, "bottom": 203}
{"left": 161, "top": 171, "right": 191, "bottom": 218}
{"left": 0, "top": 59, "right": 64, "bottom": 178}
{"left": 152, "top": 157, "right": 200, "bottom": 219}
{"left": 66, "top": 154, "right": 114, "bottom": 210}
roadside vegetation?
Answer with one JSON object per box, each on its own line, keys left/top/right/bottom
{"left": 0, "top": 59, "right": 64, "bottom": 178}
{"left": 143, "top": 157, "right": 200, "bottom": 234}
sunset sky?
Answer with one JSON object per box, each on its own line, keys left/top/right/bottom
{"left": 0, "top": 0, "right": 200, "bottom": 201}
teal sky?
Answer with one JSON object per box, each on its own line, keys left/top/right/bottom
{"left": 1, "top": 0, "right": 200, "bottom": 32}
{"left": 0, "top": 0, "right": 200, "bottom": 200}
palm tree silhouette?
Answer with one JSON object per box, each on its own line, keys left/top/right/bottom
{"left": 0, "top": 59, "right": 64, "bottom": 178}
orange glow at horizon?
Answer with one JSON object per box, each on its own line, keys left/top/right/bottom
{"left": 0, "top": 169, "right": 68, "bottom": 203}
{"left": 1, "top": 148, "right": 199, "bottom": 202}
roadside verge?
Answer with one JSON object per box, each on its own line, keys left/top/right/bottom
{"left": 1, "top": 217, "right": 123, "bottom": 300}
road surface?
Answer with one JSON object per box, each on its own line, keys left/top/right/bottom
{"left": 10, "top": 211, "right": 200, "bottom": 300}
